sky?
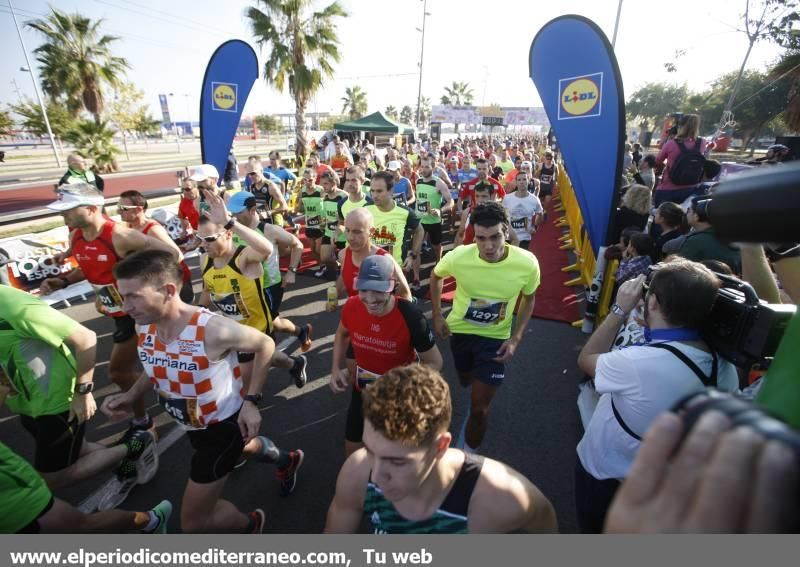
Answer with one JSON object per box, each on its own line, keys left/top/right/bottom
{"left": 0, "top": 0, "right": 789, "bottom": 124}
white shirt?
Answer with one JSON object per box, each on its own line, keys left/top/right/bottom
{"left": 577, "top": 342, "right": 739, "bottom": 480}
{"left": 502, "top": 192, "right": 543, "bottom": 241}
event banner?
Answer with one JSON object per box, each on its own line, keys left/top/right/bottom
{"left": 0, "top": 227, "right": 77, "bottom": 292}
{"left": 529, "top": 15, "right": 625, "bottom": 255}
{"left": 200, "top": 39, "right": 259, "bottom": 183}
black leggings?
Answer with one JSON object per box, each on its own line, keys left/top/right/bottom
{"left": 574, "top": 457, "right": 621, "bottom": 534}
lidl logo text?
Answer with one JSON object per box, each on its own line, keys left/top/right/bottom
{"left": 557, "top": 73, "right": 603, "bottom": 120}
{"left": 212, "top": 82, "right": 238, "bottom": 112}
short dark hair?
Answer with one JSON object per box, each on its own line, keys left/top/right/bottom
{"left": 475, "top": 157, "right": 488, "bottom": 166}
{"left": 648, "top": 259, "right": 719, "bottom": 329}
{"left": 642, "top": 155, "right": 657, "bottom": 168}
{"left": 119, "top": 190, "right": 147, "bottom": 211}
{"left": 657, "top": 201, "right": 684, "bottom": 228}
{"left": 471, "top": 201, "right": 508, "bottom": 229}
{"left": 371, "top": 171, "right": 394, "bottom": 191}
{"left": 620, "top": 225, "right": 641, "bottom": 247}
{"left": 473, "top": 181, "right": 495, "bottom": 195}
{"left": 629, "top": 232, "right": 653, "bottom": 256}
{"left": 113, "top": 249, "right": 183, "bottom": 288}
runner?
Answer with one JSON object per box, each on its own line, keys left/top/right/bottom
{"left": 244, "top": 162, "right": 290, "bottom": 227}
{"left": 0, "top": 285, "right": 156, "bottom": 503}
{"left": 336, "top": 208, "right": 412, "bottom": 300}
{"left": 0, "top": 441, "right": 170, "bottom": 534}
{"left": 502, "top": 172, "right": 544, "bottom": 250}
{"left": 385, "top": 161, "right": 415, "bottom": 207}
{"left": 364, "top": 172, "right": 423, "bottom": 273}
{"left": 455, "top": 181, "right": 516, "bottom": 247}
{"left": 430, "top": 202, "right": 540, "bottom": 453}
{"left": 458, "top": 158, "right": 505, "bottom": 212}
{"left": 535, "top": 151, "right": 559, "bottom": 211}
{"left": 177, "top": 178, "right": 200, "bottom": 233}
{"left": 315, "top": 171, "right": 348, "bottom": 279}
{"left": 410, "top": 155, "right": 453, "bottom": 290}
{"left": 197, "top": 190, "right": 308, "bottom": 390}
{"left": 324, "top": 364, "right": 557, "bottom": 533}
{"left": 329, "top": 255, "right": 442, "bottom": 456}
{"left": 102, "top": 249, "right": 304, "bottom": 533}
{"left": 294, "top": 167, "right": 324, "bottom": 266}
{"left": 118, "top": 190, "right": 195, "bottom": 303}
{"left": 39, "top": 184, "right": 182, "bottom": 436}
{"left": 338, "top": 165, "right": 373, "bottom": 223}
{"left": 227, "top": 191, "right": 313, "bottom": 352}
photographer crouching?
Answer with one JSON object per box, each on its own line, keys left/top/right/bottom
{"left": 574, "top": 259, "right": 740, "bottom": 533}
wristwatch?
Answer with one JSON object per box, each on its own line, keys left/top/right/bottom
{"left": 244, "top": 393, "right": 263, "bottom": 405}
{"left": 408, "top": 251, "right": 418, "bottom": 259}
{"left": 75, "top": 382, "right": 94, "bottom": 395}
{"left": 288, "top": 266, "right": 298, "bottom": 273}
{"left": 610, "top": 303, "right": 628, "bottom": 318}
{"left": 223, "top": 216, "right": 236, "bottom": 231}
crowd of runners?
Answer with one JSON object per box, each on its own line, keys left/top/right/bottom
{"left": 2, "top": 132, "right": 797, "bottom": 534}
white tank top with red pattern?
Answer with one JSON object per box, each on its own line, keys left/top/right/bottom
{"left": 137, "top": 308, "right": 243, "bottom": 429}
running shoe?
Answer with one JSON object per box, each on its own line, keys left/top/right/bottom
{"left": 289, "top": 355, "right": 308, "bottom": 388}
{"left": 117, "top": 415, "right": 158, "bottom": 445}
{"left": 141, "top": 500, "right": 173, "bottom": 534}
{"left": 314, "top": 264, "right": 328, "bottom": 278}
{"left": 97, "top": 460, "right": 139, "bottom": 511}
{"left": 276, "top": 450, "right": 304, "bottom": 496}
{"left": 247, "top": 509, "right": 266, "bottom": 534}
{"left": 126, "top": 429, "right": 159, "bottom": 484}
{"left": 297, "top": 323, "right": 313, "bottom": 353}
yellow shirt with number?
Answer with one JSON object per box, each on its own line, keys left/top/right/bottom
{"left": 433, "top": 244, "right": 540, "bottom": 339}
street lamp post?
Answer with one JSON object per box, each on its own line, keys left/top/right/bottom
{"left": 9, "top": 0, "right": 62, "bottom": 167}
{"left": 415, "top": 0, "right": 430, "bottom": 130}
{"left": 168, "top": 93, "right": 182, "bottom": 153}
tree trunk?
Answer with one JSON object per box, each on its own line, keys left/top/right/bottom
{"left": 295, "top": 97, "right": 308, "bottom": 162}
{"left": 122, "top": 132, "right": 130, "bottom": 161}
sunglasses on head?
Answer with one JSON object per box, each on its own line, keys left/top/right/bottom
{"left": 195, "top": 230, "right": 226, "bottom": 243}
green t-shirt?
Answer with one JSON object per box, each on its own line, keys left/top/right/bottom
{"left": 0, "top": 285, "right": 79, "bottom": 417}
{"left": 498, "top": 159, "right": 514, "bottom": 175}
{"left": 415, "top": 177, "right": 445, "bottom": 225}
{"left": 433, "top": 244, "right": 541, "bottom": 339}
{"left": 366, "top": 203, "right": 419, "bottom": 264}
{"left": 339, "top": 193, "right": 373, "bottom": 222}
{"left": 300, "top": 188, "right": 324, "bottom": 232}
{"left": 0, "top": 441, "right": 52, "bottom": 533}
{"left": 323, "top": 191, "right": 348, "bottom": 241}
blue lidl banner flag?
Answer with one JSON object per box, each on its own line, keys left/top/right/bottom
{"left": 200, "top": 40, "right": 259, "bottom": 184}
{"left": 529, "top": 16, "right": 624, "bottom": 255}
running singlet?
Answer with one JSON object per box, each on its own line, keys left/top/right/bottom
{"left": 0, "top": 441, "right": 53, "bottom": 533}
{"left": 137, "top": 309, "right": 243, "bottom": 429}
{"left": 71, "top": 220, "right": 126, "bottom": 317}
{"left": 340, "top": 247, "right": 388, "bottom": 297}
{"left": 433, "top": 244, "right": 541, "bottom": 340}
{"left": 141, "top": 221, "right": 192, "bottom": 285}
{"left": 330, "top": 154, "right": 349, "bottom": 173}
{"left": 0, "top": 286, "right": 78, "bottom": 417}
{"left": 339, "top": 194, "right": 372, "bottom": 223}
{"left": 202, "top": 246, "right": 273, "bottom": 333}
{"left": 178, "top": 197, "right": 199, "bottom": 230}
{"left": 365, "top": 204, "right": 418, "bottom": 264}
{"left": 300, "top": 189, "right": 323, "bottom": 232}
{"left": 340, "top": 296, "right": 435, "bottom": 390}
{"left": 364, "top": 454, "right": 484, "bottom": 534}
{"left": 323, "top": 192, "right": 348, "bottom": 242}
{"left": 392, "top": 178, "right": 412, "bottom": 205}
{"left": 415, "top": 177, "right": 444, "bottom": 224}
{"left": 539, "top": 163, "right": 556, "bottom": 189}
{"left": 458, "top": 178, "right": 505, "bottom": 208}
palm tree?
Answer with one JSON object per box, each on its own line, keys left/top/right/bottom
{"left": 341, "top": 86, "right": 368, "bottom": 120}
{"left": 385, "top": 106, "right": 398, "bottom": 120}
{"left": 247, "top": 0, "right": 348, "bottom": 160}
{"left": 400, "top": 105, "right": 414, "bottom": 125}
{"left": 64, "top": 119, "right": 121, "bottom": 173}
{"left": 419, "top": 97, "right": 432, "bottom": 129}
{"left": 27, "top": 8, "right": 129, "bottom": 122}
{"left": 440, "top": 81, "right": 474, "bottom": 106}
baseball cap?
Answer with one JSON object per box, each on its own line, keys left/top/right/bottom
{"left": 355, "top": 255, "right": 396, "bottom": 293}
{"left": 228, "top": 191, "right": 257, "bottom": 214}
{"left": 386, "top": 160, "right": 402, "bottom": 172}
{"left": 46, "top": 182, "right": 105, "bottom": 211}
{"left": 189, "top": 163, "right": 219, "bottom": 181}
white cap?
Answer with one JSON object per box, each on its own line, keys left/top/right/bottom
{"left": 386, "top": 160, "right": 402, "bottom": 171}
{"left": 46, "top": 182, "right": 105, "bottom": 211}
{"left": 189, "top": 163, "right": 219, "bottom": 181}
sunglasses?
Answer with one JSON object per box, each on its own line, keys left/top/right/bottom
{"left": 247, "top": 172, "right": 259, "bottom": 177}
{"left": 182, "top": 186, "right": 195, "bottom": 192}
{"left": 195, "top": 230, "right": 226, "bottom": 243}
{"left": 117, "top": 205, "right": 139, "bottom": 212}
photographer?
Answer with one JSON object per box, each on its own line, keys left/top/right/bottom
{"left": 575, "top": 260, "right": 739, "bottom": 533}
{"left": 679, "top": 196, "right": 741, "bottom": 274}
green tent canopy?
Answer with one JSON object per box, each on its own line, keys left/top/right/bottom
{"left": 333, "top": 111, "right": 416, "bottom": 135}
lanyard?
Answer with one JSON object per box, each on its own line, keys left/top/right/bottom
{"left": 643, "top": 327, "right": 701, "bottom": 343}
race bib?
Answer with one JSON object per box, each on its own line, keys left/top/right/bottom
{"left": 417, "top": 201, "right": 430, "bottom": 214}
{"left": 393, "top": 193, "right": 406, "bottom": 205}
{"left": 510, "top": 217, "right": 527, "bottom": 230}
{"left": 355, "top": 366, "right": 381, "bottom": 392}
{"left": 211, "top": 292, "right": 249, "bottom": 321}
{"left": 464, "top": 298, "right": 507, "bottom": 326}
{"left": 158, "top": 393, "right": 202, "bottom": 428}
{"left": 327, "top": 220, "right": 338, "bottom": 232}
{"left": 93, "top": 283, "right": 124, "bottom": 315}
{"left": 541, "top": 174, "right": 552, "bottom": 184}
{"left": 306, "top": 215, "right": 321, "bottom": 228}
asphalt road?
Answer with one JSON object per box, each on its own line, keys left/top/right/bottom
{"left": 0, "top": 254, "right": 588, "bottom": 534}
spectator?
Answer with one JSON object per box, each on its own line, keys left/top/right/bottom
{"left": 678, "top": 196, "right": 741, "bottom": 274}
{"left": 614, "top": 232, "right": 653, "bottom": 287}
{"left": 622, "top": 143, "right": 633, "bottom": 173}
{"left": 575, "top": 261, "right": 740, "bottom": 532}
{"left": 631, "top": 143, "right": 643, "bottom": 168}
{"left": 634, "top": 155, "right": 656, "bottom": 190}
{"left": 59, "top": 153, "right": 104, "bottom": 192}
{"left": 223, "top": 147, "right": 240, "bottom": 191}
{"left": 652, "top": 202, "right": 686, "bottom": 261}
{"left": 654, "top": 114, "right": 708, "bottom": 206}
{"left": 609, "top": 184, "right": 651, "bottom": 245}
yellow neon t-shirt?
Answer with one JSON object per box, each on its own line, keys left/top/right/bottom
{"left": 433, "top": 244, "right": 540, "bottom": 339}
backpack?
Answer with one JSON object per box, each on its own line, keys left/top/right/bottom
{"left": 669, "top": 137, "right": 706, "bottom": 185}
